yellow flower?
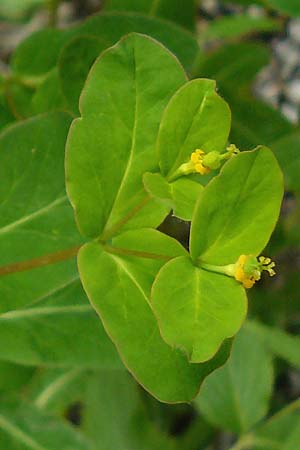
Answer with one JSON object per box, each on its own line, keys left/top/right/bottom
{"left": 190, "top": 149, "right": 211, "bottom": 175}
{"left": 234, "top": 255, "right": 275, "bottom": 289}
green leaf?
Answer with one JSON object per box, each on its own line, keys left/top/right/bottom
{"left": 246, "top": 320, "right": 300, "bottom": 367}
{"left": 104, "top": 0, "right": 197, "bottom": 30}
{"left": 143, "top": 172, "right": 173, "bottom": 208}
{"left": 0, "top": 280, "right": 122, "bottom": 369}
{"left": 266, "top": 0, "right": 300, "bottom": 16}
{"left": 83, "top": 369, "right": 179, "bottom": 450}
{"left": 199, "top": 14, "right": 280, "bottom": 44}
{"left": 12, "top": 12, "right": 200, "bottom": 80}
{"left": 11, "top": 29, "right": 67, "bottom": 78}
{"left": 0, "top": 362, "right": 34, "bottom": 394}
{"left": 31, "top": 68, "right": 68, "bottom": 114}
{"left": 82, "top": 370, "right": 140, "bottom": 450}
{"left": 190, "top": 147, "right": 284, "bottom": 264}
{"left": 78, "top": 228, "right": 231, "bottom": 402}
{"left": 59, "top": 35, "right": 108, "bottom": 114}
{"left": 151, "top": 256, "right": 246, "bottom": 363}
{"left": 0, "top": 398, "right": 92, "bottom": 450}
{"left": 195, "top": 325, "right": 273, "bottom": 434}
{"left": 66, "top": 33, "right": 186, "bottom": 239}
{"left": 253, "top": 404, "right": 300, "bottom": 450}
{"left": 78, "top": 12, "right": 200, "bottom": 73}
{"left": 28, "top": 368, "right": 87, "bottom": 413}
{"left": 143, "top": 173, "right": 203, "bottom": 220}
{"left": 195, "top": 42, "right": 270, "bottom": 93}
{"left": 0, "top": 112, "right": 81, "bottom": 313}
{"left": 271, "top": 129, "right": 300, "bottom": 193}
{"left": 170, "top": 178, "right": 204, "bottom": 220}
{"left": 157, "top": 79, "right": 231, "bottom": 178}
{"left": 229, "top": 95, "right": 295, "bottom": 150}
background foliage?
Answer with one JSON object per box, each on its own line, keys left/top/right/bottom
{"left": 0, "top": 0, "right": 299, "bottom": 449}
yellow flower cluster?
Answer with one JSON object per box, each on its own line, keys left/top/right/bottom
{"left": 234, "top": 255, "right": 275, "bottom": 289}
{"left": 190, "top": 149, "right": 211, "bottom": 175}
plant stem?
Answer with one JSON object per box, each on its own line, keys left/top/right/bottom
{"left": 0, "top": 246, "right": 81, "bottom": 276}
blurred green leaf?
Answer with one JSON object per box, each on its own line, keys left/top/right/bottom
{"left": 195, "top": 325, "right": 274, "bottom": 434}
{"left": 246, "top": 320, "right": 300, "bottom": 367}
{"left": 0, "top": 398, "right": 92, "bottom": 450}
{"left": 229, "top": 95, "right": 295, "bottom": 149}
{"left": 266, "top": 0, "right": 300, "bottom": 16}
{"left": 271, "top": 129, "right": 300, "bottom": 193}
{"left": 195, "top": 42, "right": 270, "bottom": 92}
{"left": 253, "top": 401, "right": 300, "bottom": 449}
{"left": 199, "top": 14, "right": 280, "bottom": 44}
{"left": 31, "top": 68, "right": 68, "bottom": 114}
{"left": 0, "top": 280, "right": 122, "bottom": 368}
{"left": 0, "top": 112, "right": 81, "bottom": 313}
{"left": 58, "top": 35, "right": 108, "bottom": 114}
{"left": 0, "top": 362, "right": 34, "bottom": 393}
{"left": 104, "top": 0, "right": 197, "bottom": 30}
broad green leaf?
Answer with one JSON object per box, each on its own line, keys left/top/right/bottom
{"left": 190, "top": 147, "right": 284, "bottom": 264}
{"left": 266, "top": 0, "right": 300, "bottom": 16}
{"left": 195, "top": 326, "right": 273, "bottom": 434}
{"left": 271, "top": 129, "right": 300, "bottom": 192}
{"left": 66, "top": 33, "right": 186, "bottom": 238}
{"left": 157, "top": 79, "right": 231, "bottom": 178}
{"left": 59, "top": 35, "right": 108, "bottom": 114}
{"left": 246, "top": 321, "right": 300, "bottom": 367}
{"left": 0, "top": 398, "right": 92, "bottom": 450}
{"left": 151, "top": 256, "right": 246, "bottom": 363}
{"left": 0, "top": 112, "right": 82, "bottom": 313}
{"left": 104, "top": 0, "right": 196, "bottom": 30}
{"left": 199, "top": 14, "right": 280, "bottom": 44}
{"left": 78, "top": 228, "right": 231, "bottom": 402}
{"left": 0, "top": 280, "right": 122, "bottom": 369}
